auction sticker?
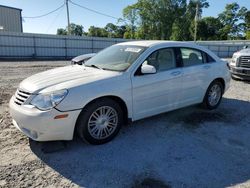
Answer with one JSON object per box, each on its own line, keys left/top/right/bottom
{"left": 124, "top": 48, "right": 142, "bottom": 53}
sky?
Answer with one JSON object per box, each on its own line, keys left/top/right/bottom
{"left": 0, "top": 0, "right": 249, "bottom": 35}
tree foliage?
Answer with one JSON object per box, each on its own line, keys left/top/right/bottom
{"left": 57, "top": 23, "right": 84, "bottom": 36}
{"left": 57, "top": 1, "right": 249, "bottom": 40}
{"left": 120, "top": 0, "right": 210, "bottom": 40}
{"left": 87, "top": 23, "right": 127, "bottom": 38}
{"left": 218, "top": 2, "right": 248, "bottom": 39}
{"left": 245, "top": 11, "right": 250, "bottom": 40}
{"left": 57, "top": 28, "right": 67, "bottom": 35}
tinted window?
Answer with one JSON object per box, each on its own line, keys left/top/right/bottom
{"left": 180, "top": 48, "right": 204, "bottom": 67}
{"left": 145, "top": 48, "right": 176, "bottom": 72}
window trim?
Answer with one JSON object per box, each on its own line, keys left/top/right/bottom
{"left": 205, "top": 52, "right": 216, "bottom": 63}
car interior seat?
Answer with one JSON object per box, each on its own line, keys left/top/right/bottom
{"left": 158, "top": 50, "right": 174, "bottom": 71}
{"left": 188, "top": 52, "right": 201, "bottom": 66}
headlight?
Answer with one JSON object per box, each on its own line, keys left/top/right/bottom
{"left": 30, "top": 89, "right": 68, "bottom": 111}
{"left": 231, "top": 54, "right": 239, "bottom": 66}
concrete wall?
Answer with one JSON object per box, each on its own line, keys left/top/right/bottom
{"left": 0, "top": 31, "right": 249, "bottom": 60}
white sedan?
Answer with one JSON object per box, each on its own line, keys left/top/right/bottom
{"left": 9, "top": 41, "right": 231, "bottom": 145}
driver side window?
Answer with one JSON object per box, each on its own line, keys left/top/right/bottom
{"left": 144, "top": 48, "right": 176, "bottom": 72}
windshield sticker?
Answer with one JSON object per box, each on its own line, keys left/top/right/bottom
{"left": 124, "top": 48, "right": 142, "bottom": 53}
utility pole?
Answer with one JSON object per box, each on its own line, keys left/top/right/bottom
{"left": 194, "top": 1, "right": 199, "bottom": 41}
{"left": 66, "top": 0, "right": 71, "bottom": 35}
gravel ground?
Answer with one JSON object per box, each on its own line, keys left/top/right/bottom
{"left": 0, "top": 60, "right": 250, "bottom": 188}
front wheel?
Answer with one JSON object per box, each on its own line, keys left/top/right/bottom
{"left": 76, "top": 98, "right": 123, "bottom": 145}
{"left": 203, "top": 81, "right": 223, "bottom": 110}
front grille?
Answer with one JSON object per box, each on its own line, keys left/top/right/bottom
{"left": 239, "top": 56, "right": 250, "bottom": 68}
{"left": 14, "top": 89, "right": 31, "bottom": 105}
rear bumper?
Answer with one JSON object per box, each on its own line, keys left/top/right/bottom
{"left": 229, "top": 66, "right": 250, "bottom": 80}
{"left": 9, "top": 96, "right": 81, "bottom": 141}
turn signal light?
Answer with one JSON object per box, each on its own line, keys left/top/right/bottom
{"left": 54, "top": 114, "right": 69, "bottom": 119}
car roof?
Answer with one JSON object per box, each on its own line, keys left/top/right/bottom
{"left": 117, "top": 40, "right": 194, "bottom": 47}
{"left": 116, "top": 40, "right": 221, "bottom": 62}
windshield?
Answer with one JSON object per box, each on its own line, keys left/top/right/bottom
{"left": 85, "top": 45, "right": 147, "bottom": 71}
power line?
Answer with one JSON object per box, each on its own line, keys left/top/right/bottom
{"left": 69, "top": 0, "right": 125, "bottom": 22}
{"left": 23, "top": 3, "right": 65, "bottom": 19}
{"left": 46, "top": 5, "right": 64, "bottom": 33}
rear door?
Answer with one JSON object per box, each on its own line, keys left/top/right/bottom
{"left": 179, "top": 47, "right": 214, "bottom": 106}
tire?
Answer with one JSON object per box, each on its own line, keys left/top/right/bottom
{"left": 76, "top": 98, "right": 123, "bottom": 145}
{"left": 202, "top": 81, "right": 223, "bottom": 110}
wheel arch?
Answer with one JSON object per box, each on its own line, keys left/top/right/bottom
{"left": 74, "top": 95, "right": 129, "bottom": 136}
{"left": 201, "top": 77, "right": 225, "bottom": 110}
{"left": 212, "top": 77, "right": 225, "bottom": 93}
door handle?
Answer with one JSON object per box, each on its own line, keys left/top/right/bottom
{"left": 203, "top": 65, "right": 211, "bottom": 69}
{"left": 170, "top": 71, "right": 181, "bottom": 76}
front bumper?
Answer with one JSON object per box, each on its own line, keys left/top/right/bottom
{"left": 229, "top": 66, "right": 250, "bottom": 80}
{"left": 9, "top": 96, "right": 81, "bottom": 141}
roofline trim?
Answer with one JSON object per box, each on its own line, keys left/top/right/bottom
{"left": 0, "top": 5, "right": 22, "bottom": 11}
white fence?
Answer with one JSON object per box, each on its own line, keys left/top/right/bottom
{"left": 0, "top": 31, "right": 249, "bottom": 59}
{"left": 0, "top": 32, "right": 127, "bottom": 60}
{"left": 197, "top": 40, "right": 250, "bottom": 58}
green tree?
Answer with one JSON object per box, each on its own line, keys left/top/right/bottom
{"left": 87, "top": 26, "right": 108, "bottom": 37}
{"left": 116, "top": 25, "right": 127, "bottom": 38}
{"left": 57, "top": 23, "right": 84, "bottom": 36}
{"left": 202, "top": 17, "right": 223, "bottom": 40}
{"left": 218, "top": 3, "right": 248, "bottom": 39}
{"left": 57, "top": 28, "right": 67, "bottom": 35}
{"left": 170, "top": 0, "right": 192, "bottom": 41}
{"left": 122, "top": 4, "right": 138, "bottom": 39}
{"left": 245, "top": 11, "right": 250, "bottom": 39}
{"left": 122, "top": 0, "right": 209, "bottom": 40}
{"left": 189, "top": 17, "right": 223, "bottom": 40}
{"left": 104, "top": 23, "right": 118, "bottom": 38}
{"left": 67, "top": 23, "right": 84, "bottom": 36}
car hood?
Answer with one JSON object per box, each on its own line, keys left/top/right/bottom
{"left": 19, "top": 65, "right": 120, "bottom": 93}
{"left": 235, "top": 49, "right": 250, "bottom": 56}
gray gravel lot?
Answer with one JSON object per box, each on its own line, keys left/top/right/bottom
{"left": 0, "top": 60, "right": 250, "bottom": 188}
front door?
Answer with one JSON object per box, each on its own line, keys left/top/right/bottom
{"left": 132, "top": 48, "right": 183, "bottom": 120}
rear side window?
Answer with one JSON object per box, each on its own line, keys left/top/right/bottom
{"left": 180, "top": 48, "right": 203, "bottom": 67}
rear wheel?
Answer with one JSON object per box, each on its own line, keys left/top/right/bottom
{"left": 76, "top": 98, "right": 123, "bottom": 145}
{"left": 203, "top": 81, "right": 223, "bottom": 110}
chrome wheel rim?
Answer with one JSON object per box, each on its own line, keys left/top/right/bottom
{"left": 87, "top": 106, "right": 118, "bottom": 140}
{"left": 208, "top": 84, "right": 222, "bottom": 106}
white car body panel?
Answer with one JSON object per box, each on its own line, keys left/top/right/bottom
{"left": 132, "top": 68, "right": 183, "bottom": 120}
{"left": 9, "top": 41, "right": 230, "bottom": 141}
{"left": 9, "top": 96, "right": 81, "bottom": 141}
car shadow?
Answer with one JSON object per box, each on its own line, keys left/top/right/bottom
{"left": 30, "top": 97, "right": 250, "bottom": 188}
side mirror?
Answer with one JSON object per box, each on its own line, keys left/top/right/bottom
{"left": 141, "top": 64, "right": 156, "bottom": 74}
{"left": 243, "top": 45, "right": 248, "bottom": 49}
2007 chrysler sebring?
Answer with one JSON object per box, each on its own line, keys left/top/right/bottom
{"left": 9, "top": 41, "right": 231, "bottom": 144}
